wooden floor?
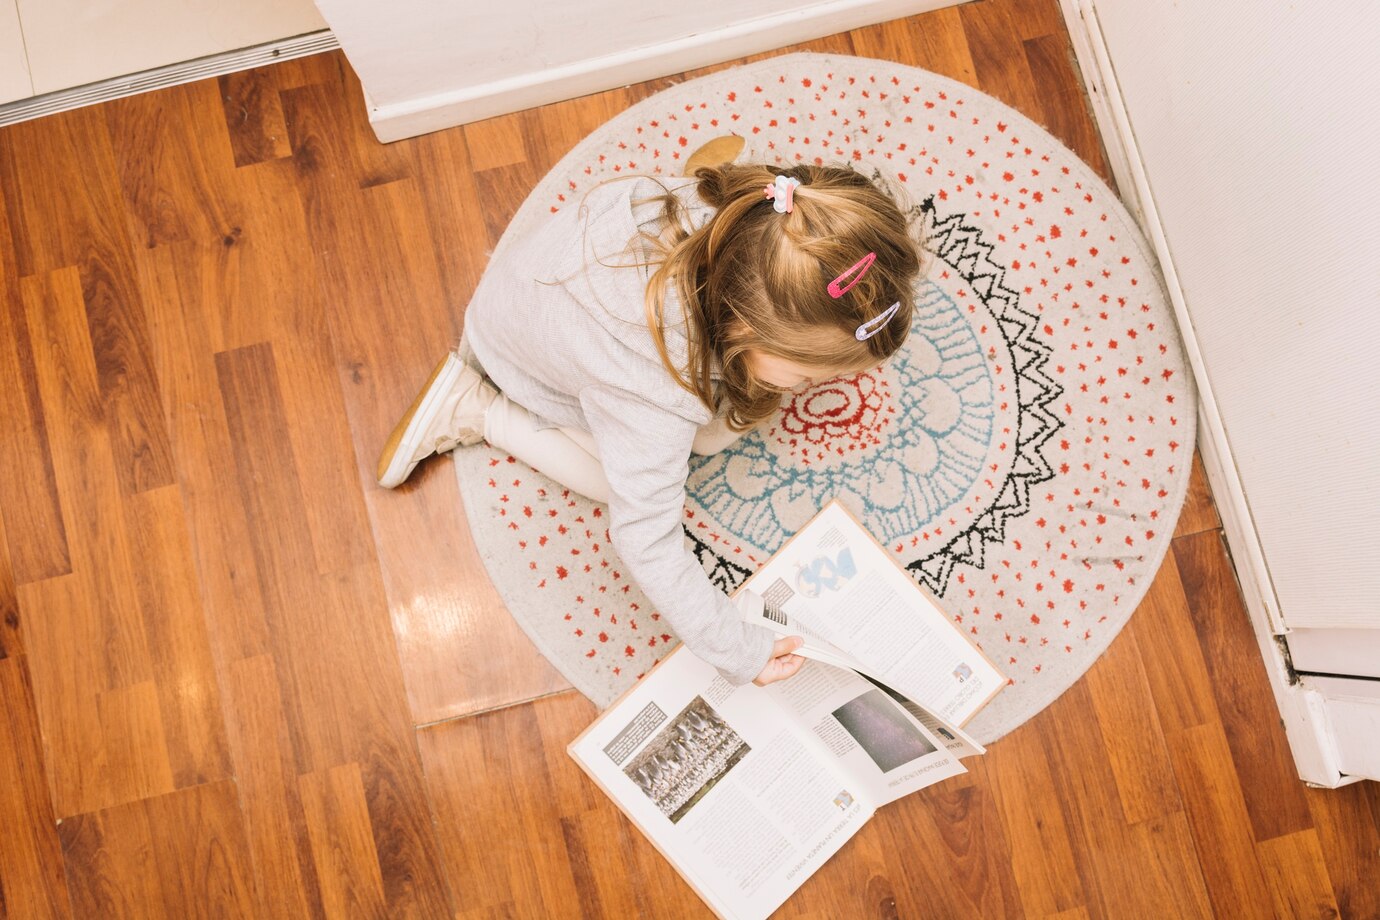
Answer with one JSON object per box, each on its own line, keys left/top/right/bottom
{"left": 0, "top": 0, "right": 1376, "bottom": 917}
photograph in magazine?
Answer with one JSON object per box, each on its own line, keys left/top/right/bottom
{"left": 623, "top": 696, "right": 751, "bottom": 824}
{"left": 830, "top": 688, "right": 937, "bottom": 773}
{"left": 792, "top": 544, "right": 856, "bottom": 597}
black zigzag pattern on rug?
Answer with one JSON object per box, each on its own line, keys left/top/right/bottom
{"left": 905, "top": 198, "right": 1064, "bottom": 596}
{"left": 685, "top": 524, "right": 754, "bottom": 593}
{"left": 688, "top": 198, "right": 1065, "bottom": 600}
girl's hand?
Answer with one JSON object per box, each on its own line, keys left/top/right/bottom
{"left": 753, "top": 636, "right": 806, "bottom": 686}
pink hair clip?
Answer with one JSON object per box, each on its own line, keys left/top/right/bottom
{"left": 828, "top": 252, "right": 877, "bottom": 298}
{"left": 855, "top": 301, "right": 901, "bottom": 341}
{"left": 763, "top": 175, "right": 801, "bottom": 213}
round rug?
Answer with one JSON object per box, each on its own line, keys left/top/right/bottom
{"left": 453, "top": 52, "right": 1195, "bottom": 743}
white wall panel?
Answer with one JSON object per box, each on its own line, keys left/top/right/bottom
{"left": 319, "top": 0, "right": 874, "bottom": 105}
{"left": 17, "top": 0, "right": 326, "bottom": 94}
{"left": 0, "top": 0, "right": 32, "bottom": 103}
{"left": 1091, "top": 0, "right": 1380, "bottom": 632}
{"left": 313, "top": 0, "right": 962, "bottom": 141}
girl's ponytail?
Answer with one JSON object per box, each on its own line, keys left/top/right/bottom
{"left": 641, "top": 161, "right": 925, "bottom": 429}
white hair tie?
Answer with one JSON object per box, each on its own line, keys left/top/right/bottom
{"left": 763, "top": 175, "right": 801, "bottom": 213}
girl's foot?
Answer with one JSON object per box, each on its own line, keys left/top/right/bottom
{"left": 376, "top": 352, "right": 496, "bottom": 488}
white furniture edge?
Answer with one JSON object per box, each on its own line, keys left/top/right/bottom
{"left": 1299, "top": 676, "right": 1380, "bottom": 781}
{"left": 0, "top": 30, "right": 338, "bottom": 129}
{"left": 1287, "top": 628, "right": 1380, "bottom": 681}
{"left": 1057, "top": 0, "right": 1360, "bottom": 788}
{"left": 365, "top": 0, "right": 961, "bottom": 142}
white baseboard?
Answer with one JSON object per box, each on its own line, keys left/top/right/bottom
{"left": 0, "top": 31, "right": 339, "bottom": 129}
{"left": 367, "top": 0, "right": 965, "bottom": 142}
{"left": 1056, "top": 0, "right": 1360, "bottom": 788}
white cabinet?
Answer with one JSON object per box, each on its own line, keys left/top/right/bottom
{"left": 1059, "top": 0, "right": 1380, "bottom": 785}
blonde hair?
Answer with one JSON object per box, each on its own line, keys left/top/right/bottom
{"left": 638, "top": 163, "right": 924, "bottom": 430}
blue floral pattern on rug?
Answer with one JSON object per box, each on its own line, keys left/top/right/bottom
{"left": 687, "top": 278, "right": 994, "bottom": 553}
{"left": 685, "top": 197, "right": 1064, "bottom": 598}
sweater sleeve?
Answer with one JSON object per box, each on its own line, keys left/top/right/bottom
{"left": 579, "top": 385, "right": 776, "bottom": 684}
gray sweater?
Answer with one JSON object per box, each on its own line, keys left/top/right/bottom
{"left": 464, "top": 176, "right": 777, "bottom": 684}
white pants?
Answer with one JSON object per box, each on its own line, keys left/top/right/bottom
{"left": 483, "top": 393, "right": 744, "bottom": 504}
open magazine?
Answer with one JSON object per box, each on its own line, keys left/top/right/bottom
{"left": 568, "top": 501, "right": 1004, "bottom": 920}
{"left": 736, "top": 501, "right": 1004, "bottom": 727}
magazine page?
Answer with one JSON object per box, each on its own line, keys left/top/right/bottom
{"left": 856, "top": 674, "right": 985, "bottom": 760}
{"left": 737, "top": 591, "right": 984, "bottom": 762}
{"left": 734, "top": 589, "right": 862, "bottom": 673}
{"left": 569, "top": 647, "right": 873, "bottom": 920}
{"left": 762, "top": 659, "right": 966, "bottom": 807}
{"left": 743, "top": 501, "right": 1005, "bottom": 726}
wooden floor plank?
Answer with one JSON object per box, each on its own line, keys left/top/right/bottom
{"left": 18, "top": 267, "right": 185, "bottom": 818}
{"left": 904, "top": 6, "right": 980, "bottom": 88}
{"left": 0, "top": 656, "right": 73, "bottom": 920}
{"left": 0, "top": 479, "right": 23, "bottom": 660}
{"left": 2, "top": 105, "right": 176, "bottom": 496}
{"left": 219, "top": 66, "right": 293, "bottom": 168}
{"left": 222, "top": 654, "right": 325, "bottom": 920}
{"left": 850, "top": 12, "right": 978, "bottom": 100}
{"left": 104, "top": 81, "right": 235, "bottom": 250}
{"left": 214, "top": 343, "right": 452, "bottom": 915}
{"left": 1042, "top": 680, "right": 1214, "bottom": 920}
{"left": 143, "top": 780, "right": 260, "bottom": 917}
{"left": 850, "top": 19, "right": 922, "bottom": 71}
{"left": 1255, "top": 829, "right": 1342, "bottom": 920}
{"left": 133, "top": 240, "right": 274, "bottom": 663}
{"left": 299, "top": 763, "right": 389, "bottom": 919}
{"left": 313, "top": 565, "right": 452, "bottom": 919}
{"left": 874, "top": 758, "right": 1025, "bottom": 918}
{"left": 0, "top": 188, "right": 70, "bottom": 586}
{"left": 214, "top": 157, "right": 378, "bottom": 577}
{"left": 519, "top": 93, "right": 621, "bottom": 181}
{"left": 463, "top": 111, "right": 531, "bottom": 173}
{"left": 959, "top": 0, "right": 1046, "bottom": 126}
{"left": 214, "top": 342, "right": 330, "bottom": 770}
{"left": 1164, "top": 722, "right": 1275, "bottom": 919}
{"left": 1022, "top": 32, "right": 1111, "bottom": 184}
{"left": 1125, "top": 548, "right": 1218, "bottom": 734}
{"left": 337, "top": 64, "right": 415, "bottom": 190}
{"left": 985, "top": 709, "right": 1089, "bottom": 917}
{"left": 1174, "top": 451, "right": 1221, "bottom": 538}
{"left": 59, "top": 779, "right": 256, "bottom": 919}
{"left": 1175, "top": 531, "right": 1315, "bottom": 842}
{"left": 418, "top": 693, "right": 593, "bottom": 917}
{"left": 0, "top": 106, "right": 126, "bottom": 277}
{"left": 401, "top": 125, "right": 491, "bottom": 312}
{"left": 1302, "top": 781, "right": 1380, "bottom": 920}
{"left": 122, "top": 485, "right": 233, "bottom": 790}
{"left": 1001, "top": 0, "right": 1068, "bottom": 41}
{"left": 282, "top": 77, "right": 567, "bottom": 723}
{"left": 470, "top": 160, "right": 545, "bottom": 253}
{"left": 271, "top": 51, "right": 345, "bottom": 92}
{"left": 1083, "top": 626, "right": 1182, "bottom": 826}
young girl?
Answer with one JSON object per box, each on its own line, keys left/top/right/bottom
{"left": 376, "top": 162, "right": 923, "bottom": 688}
